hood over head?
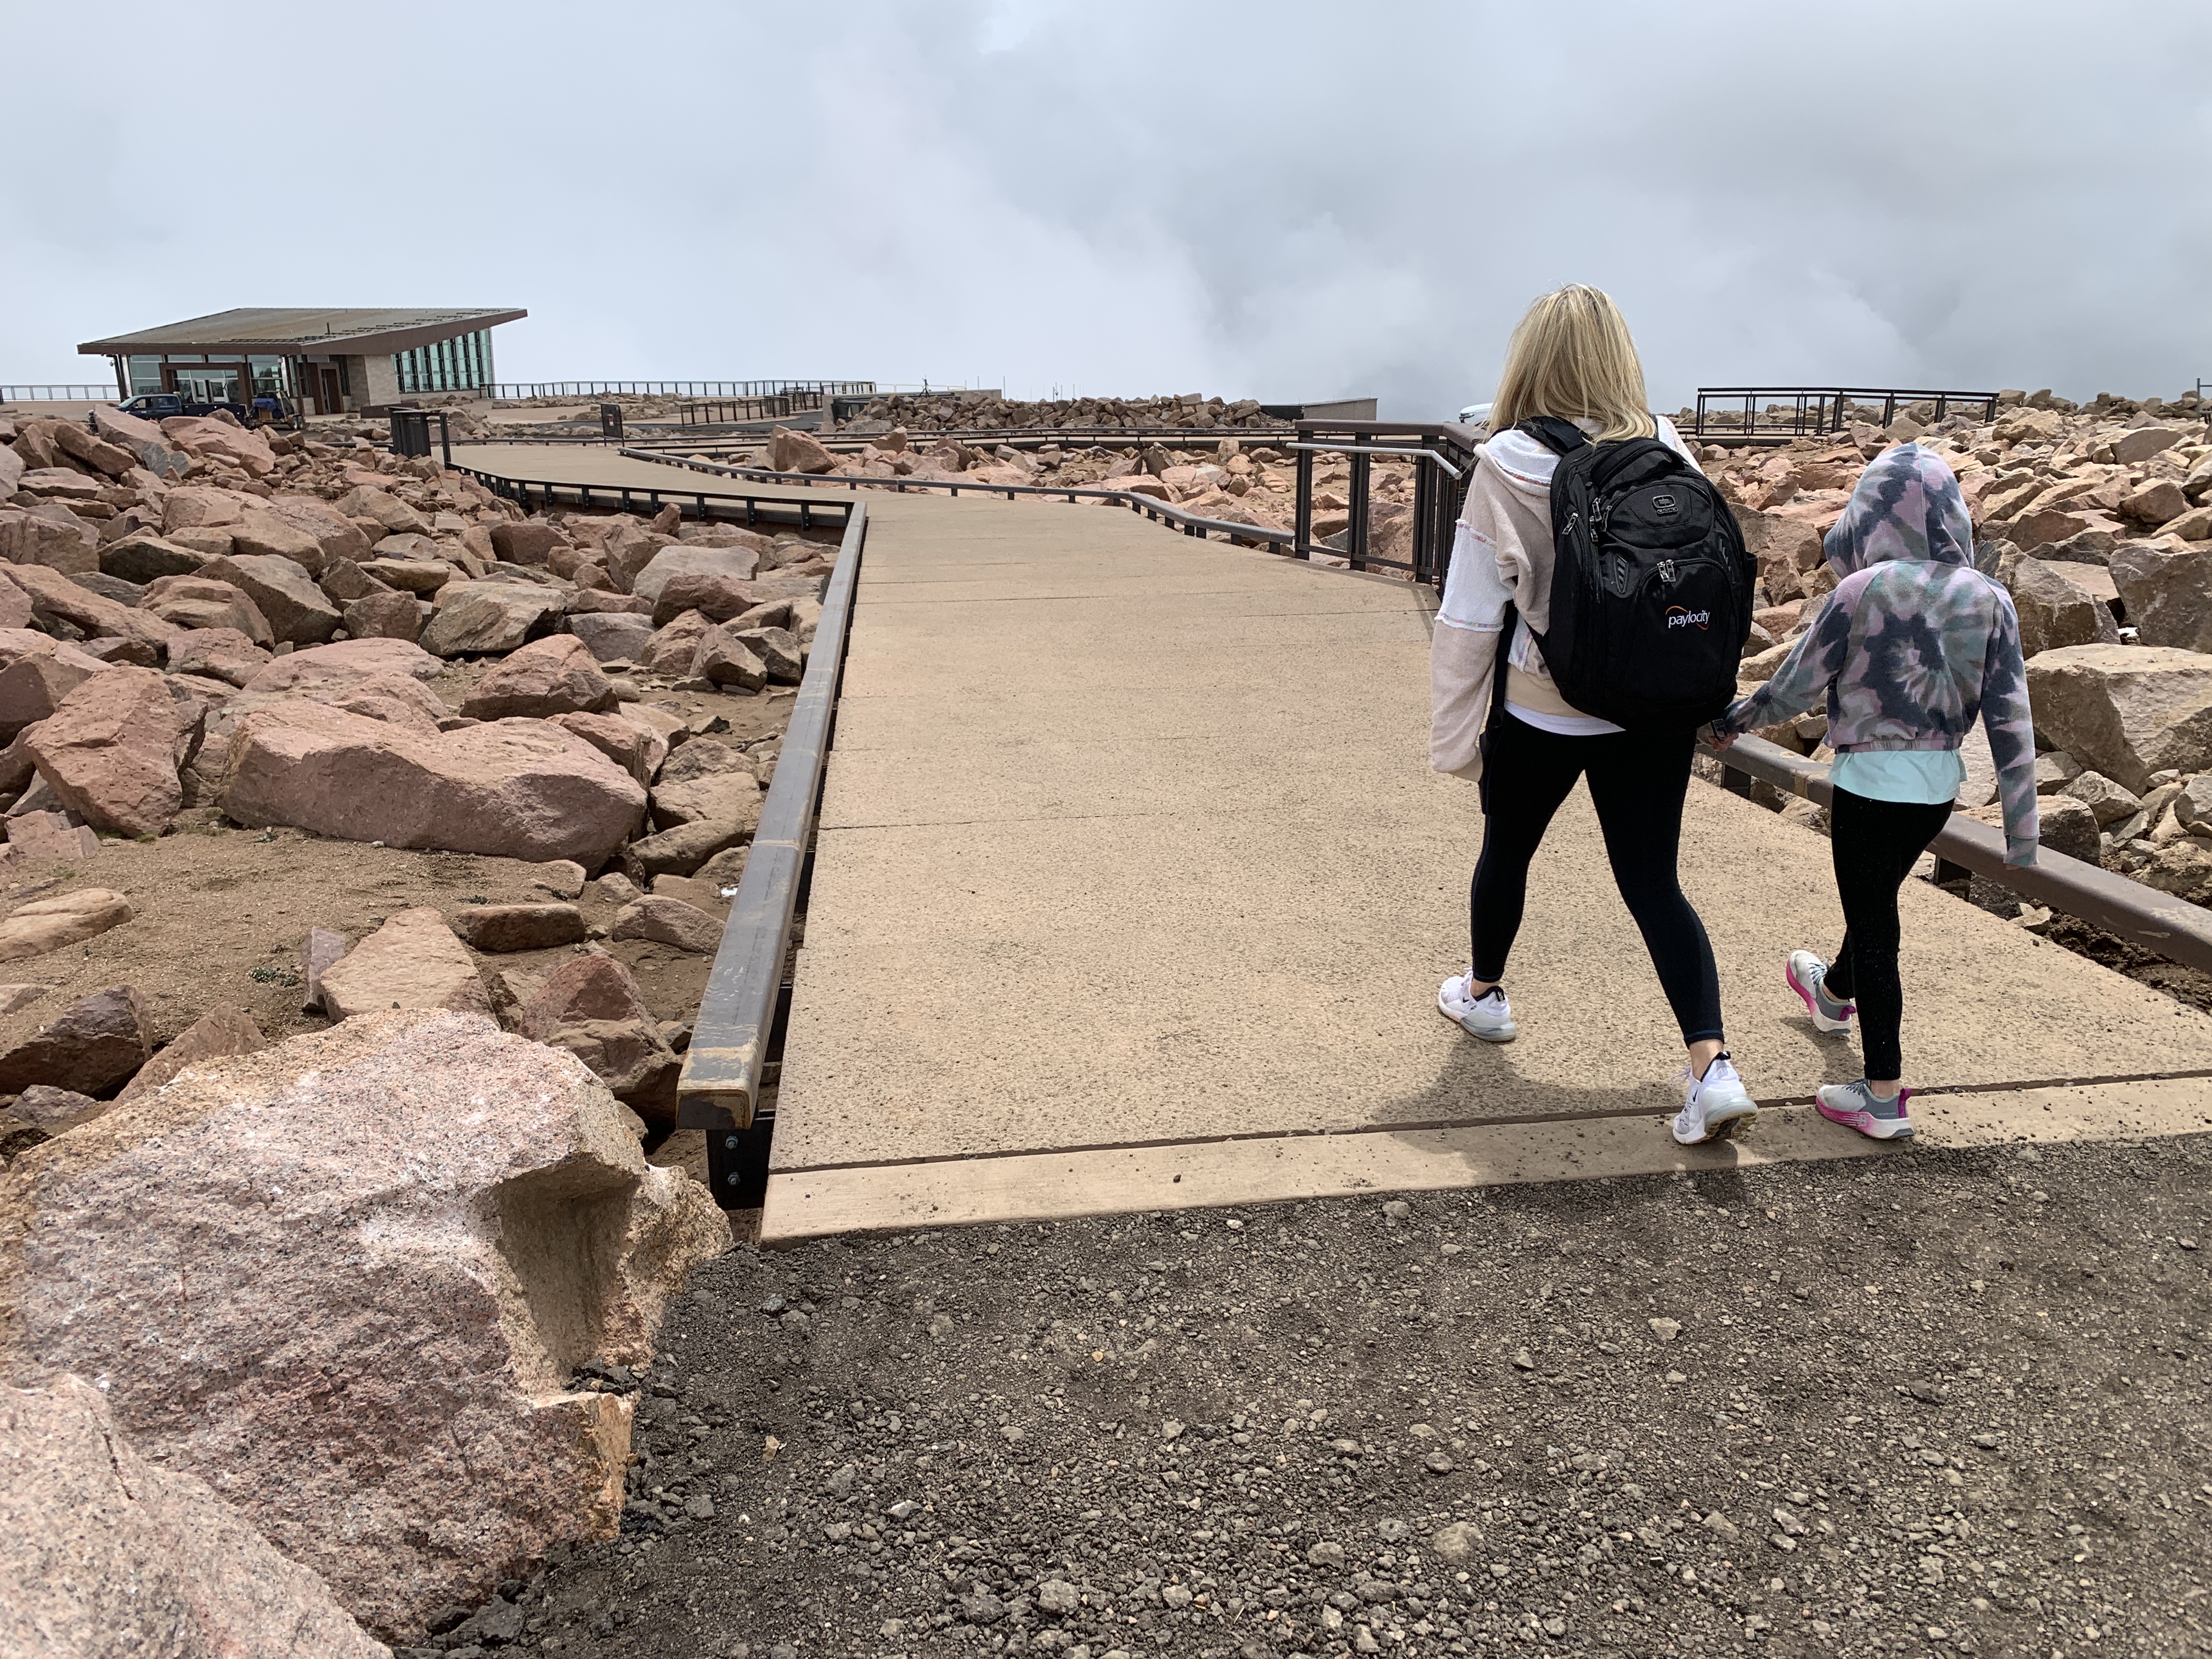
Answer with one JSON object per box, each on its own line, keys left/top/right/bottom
{"left": 1822, "top": 443, "right": 1977, "bottom": 576}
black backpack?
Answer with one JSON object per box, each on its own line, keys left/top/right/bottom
{"left": 1514, "top": 415, "right": 1754, "bottom": 730}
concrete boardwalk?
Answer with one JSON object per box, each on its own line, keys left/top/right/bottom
{"left": 760, "top": 492, "right": 2212, "bottom": 1239}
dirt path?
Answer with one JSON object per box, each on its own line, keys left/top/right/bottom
{"left": 423, "top": 1135, "right": 2212, "bottom": 1659}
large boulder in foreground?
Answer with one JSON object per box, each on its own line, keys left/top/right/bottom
{"left": 222, "top": 703, "right": 647, "bottom": 865}
{"left": 196, "top": 553, "right": 341, "bottom": 647}
{"left": 420, "top": 581, "right": 567, "bottom": 657}
{"left": 159, "top": 415, "right": 275, "bottom": 477}
{"left": 318, "top": 909, "right": 489, "bottom": 1020}
{"left": 0, "top": 628, "right": 109, "bottom": 739}
{"left": 3, "top": 558, "right": 177, "bottom": 648}
{"left": 257, "top": 492, "right": 374, "bottom": 568}
{"left": 629, "top": 544, "right": 763, "bottom": 610}
{"left": 0, "top": 1374, "right": 387, "bottom": 1658}
{"left": 2025, "top": 643, "right": 2212, "bottom": 793}
{"left": 24, "top": 665, "right": 187, "bottom": 837}
{"left": 458, "top": 634, "right": 618, "bottom": 720}
{"left": 0, "top": 1010, "right": 731, "bottom": 1642}
{"left": 242, "top": 635, "right": 442, "bottom": 696}
{"left": 2008, "top": 554, "right": 2119, "bottom": 656}
{"left": 2111, "top": 539, "right": 2212, "bottom": 654}
{"left": 90, "top": 404, "right": 188, "bottom": 476}
{"left": 768, "top": 425, "right": 837, "bottom": 474}
{"left": 516, "top": 954, "right": 681, "bottom": 1127}
{"left": 0, "top": 984, "right": 155, "bottom": 1096}
{"left": 0, "top": 888, "right": 133, "bottom": 964}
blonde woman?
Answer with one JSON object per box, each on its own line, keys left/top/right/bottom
{"left": 1430, "top": 285, "right": 1757, "bottom": 1145}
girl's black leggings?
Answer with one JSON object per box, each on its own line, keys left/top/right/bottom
{"left": 1470, "top": 713, "right": 1724, "bottom": 1044}
{"left": 1822, "top": 787, "right": 1954, "bottom": 1081}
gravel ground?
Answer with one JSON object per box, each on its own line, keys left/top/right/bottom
{"left": 410, "top": 1133, "right": 2212, "bottom": 1659}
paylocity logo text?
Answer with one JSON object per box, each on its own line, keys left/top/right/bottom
{"left": 1664, "top": 606, "right": 1711, "bottom": 631}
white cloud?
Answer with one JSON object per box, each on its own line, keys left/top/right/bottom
{"left": 5, "top": 0, "right": 2205, "bottom": 414}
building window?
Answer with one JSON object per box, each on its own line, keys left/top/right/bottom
{"left": 171, "top": 364, "right": 244, "bottom": 405}
{"left": 250, "top": 356, "right": 286, "bottom": 396}
{"left": 394, "top": 330, "right": 490, "bottom": 396}
{"left": 127, "top": 356, "right": 165, "bottom": 394}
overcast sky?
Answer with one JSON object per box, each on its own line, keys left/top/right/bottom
{"left": 5, "top": 1, "right": 2207, "bottom": 417}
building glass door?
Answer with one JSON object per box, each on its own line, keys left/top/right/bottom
{"left": 165, "top": 363, "right": 245, "bottom": 405}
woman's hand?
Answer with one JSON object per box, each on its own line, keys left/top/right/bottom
{"left": 1702, "top": 723, "right": 1737, "bottom": 752}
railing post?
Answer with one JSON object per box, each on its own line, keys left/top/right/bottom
{"left": 1283, "top": 425, "right": 1309, "bottom": 562}
{"left": 1412, "top": 436, "right": 1439, "bottom": 587}
{"left": 1347, "top": 439, "right": 1371, "bottom": 572}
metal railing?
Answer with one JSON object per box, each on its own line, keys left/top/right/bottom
{"left": 1708, "top": 733, "right": 2212, "bottom": 974}
{"left": 448, "top": 462, "right": 857, "bottom": 535}
{"left": 679, "top": 501, "right": 870, "bottom": 1206}
{"left": 1692, "top": 387, "right": 2000, "bottom": 439}
{"left": 1, "top": 384, "right": 119, "bottom": 402}
{"left": 487, "top": 380, "right": 873, "bottom": 401}
{"left": 624, "top": 448, "right": 1297, "bottom": 552}
{"left": 1290, "top": 419, "right": 1482, "bottom": 586}
{"left": 679, "top": 391, "right": 825, "bottom": 427}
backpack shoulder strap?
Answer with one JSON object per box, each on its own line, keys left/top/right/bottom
{"left": 1514, "top": 415, "right": 1589, "bottom": 455}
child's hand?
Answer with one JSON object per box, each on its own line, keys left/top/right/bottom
{"left": 1702, "top": 724, "right": 1737, "bottom": 752}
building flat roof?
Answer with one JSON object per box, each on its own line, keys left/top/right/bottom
{"left": 79, "top": 307, "right": 526, "bottom": 357}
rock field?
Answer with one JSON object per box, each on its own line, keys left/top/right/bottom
{"left": 0, "top": 403, "right": 831, "bottom": 1647}
{"left": 1695, "top": 389, "right": 2212, "bottom": 926}
{"left": 0, "top": 401, "right": 847, "bottom": 1147}
{"left": 842, "top": 392, "right": 1290, "bottom": 434}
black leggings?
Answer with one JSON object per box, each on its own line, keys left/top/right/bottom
{"left": 1470, "top": 713, "right": 1724, "bottom": 1044}
{"left": 1822, "top": 787, "right": 1953, "bottom": 1081}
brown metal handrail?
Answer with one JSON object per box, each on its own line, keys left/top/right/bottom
{"left": 620, "top": 448, "right": 1297, "bottom": 552}
{"left": 1290, "top": 419, "right": 1483, "bottom": 587}
{"left": 679, "top": 392, "right": 825, "bottom": 427}
{"left": 1692, "top": 387, "right": 2000, "bottom": 439}
{"left": 1707, "top": 733, "right": 2212, "bottom": 974}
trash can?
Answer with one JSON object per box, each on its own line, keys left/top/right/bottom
{"left": 389, "top": 409, "right": 435, "bottom": 458}
{"left": 600, "top": 403, "right": 625, "bottom": 442}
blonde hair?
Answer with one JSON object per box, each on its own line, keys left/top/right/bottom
{"left": 1487, "top": 285, "right": 1657, "bottom": 442}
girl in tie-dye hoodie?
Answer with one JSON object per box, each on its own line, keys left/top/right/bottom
{"left": 1709, "top": 443, "right": 2036, "bottom": 1140}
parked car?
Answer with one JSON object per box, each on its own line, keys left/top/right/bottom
{"left": 1458, "top": 401, "right": 1493, "bottom": 428}
{"left": 117, "top": 390, "right": 244, "bottom": 422}
{"left": 116, "top": 390, "right": 294, "bottom": 425}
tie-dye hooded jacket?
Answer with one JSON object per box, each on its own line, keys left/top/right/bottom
{"left": 1713, "top": 443, "right": 2038, "bottom": 866}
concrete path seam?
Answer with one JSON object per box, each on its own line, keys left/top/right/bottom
{"left": 767, "top": 1065, "right": 2212, "bottom": 1176}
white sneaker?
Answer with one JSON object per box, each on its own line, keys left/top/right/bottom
{"left": 1671, "top": 1052, "right": 1758, "bottom": 1144}
{"left": 1786, "top": 950, "right": 1855, "bottom": 1035}
{"left": 1438, "top": 973, "right": 1517, "bottom": 1043}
